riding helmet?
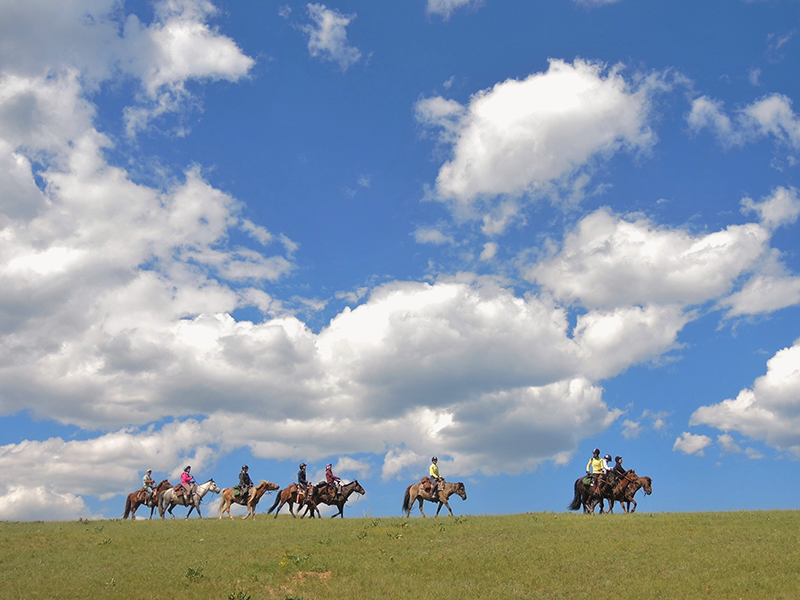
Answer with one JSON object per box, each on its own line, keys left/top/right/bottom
{"left": 432, "top": 456, "right": 438, "bottom": 462}
{"left": 615, "top": 456, "right": 622, "bottom": 462}
{"left": 593, "top": 448, "right": 600, "bottom": 455}
{"left": 242, "top": 465, "right": 248, "bottom": 470}
{"left": 299, "top": 463, "right": 306, "bottom": 468}
{"left": 604, "top": 454, "right": 612, "bottom": 461}
{"left": 184, "top": 465, "right": 191, "bottom": 471}
{"left": 326, "top": 463, "right": 332, "bottom": 469}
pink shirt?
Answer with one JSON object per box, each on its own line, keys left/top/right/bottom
{"left": 181, "top": 472, "right": 194, "bottom": 486}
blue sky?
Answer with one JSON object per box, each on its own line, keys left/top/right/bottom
{"left": 1, "top": 0, "right": 800, "bottom": 520}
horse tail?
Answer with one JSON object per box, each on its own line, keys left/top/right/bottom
{"left": 266, "top": 489, "right": 282, "bottom": 514}
{"left": 567, "top": 479, "right": 583, "bottom": 511}
{"left": 123, "top": 495, "right": 132, "bottom": 519}
{"left": 402, "top": 485, "right": 412, "bottom": 514}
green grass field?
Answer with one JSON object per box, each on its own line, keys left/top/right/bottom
{"left": 1, "top": 511, "right": 799, "bottom": 600}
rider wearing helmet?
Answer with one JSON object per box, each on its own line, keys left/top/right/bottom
{"left": 602, "top": 454, "right": 615, "bottom": 486}
{"left": 613, "top": 456, "right": 626, "bottom": 478}
{"left": 180, "top": 466, "right": 196, "bottom": 501}
{"left": 239, "top": 465, "right": 253, "bottom": 503}
{"left": 429, "top": 456, "right": 442, "bottom": 501}
{"left": 297, "top": 463, "right": 308, "bottom": 498}
{"left": 325, "top": 463, "right": 341, "bottom": 499}
{"left": 585, "top": 449, "right": 604, "bottom": 490}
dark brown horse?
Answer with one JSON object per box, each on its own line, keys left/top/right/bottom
{"left": 569, "top": 471, "right": 653, "bottom": 514}
{"left": 218, "top": 480, "right": 280, "bottom": 519}
{"left": 567, "top": 476, "right": 607, "bottom": 514}
{"left": 302, "top": 480, "right": 366, "bottom": 518}
{"left": 402, "top": 480, "right": 467, "bottom": 517}
{"left": 122, "top": 479, "right": 171, "bottom": 519}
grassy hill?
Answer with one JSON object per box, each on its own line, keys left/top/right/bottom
{"left": 1, "top": 510, "right": 798, "bottom": 599}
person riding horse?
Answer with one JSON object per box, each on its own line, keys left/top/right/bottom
{"left": 586, "top": 449, "right": 604, "bottom": 491}
{"left": 238, "top": 465, "right": 253, "bottom": 503}
{"left": 142, "top": 469, "right": 155, "bottom": 504}
{"left": 298, "top": 463, "right": 308, "bottom": 499}
{"left": 325, "top": 464, "right": 342, "bottom": 500}
{"left": 179, "top": 465, "right": 196, "bottom": 500}
{"left": 429, "top": 456, "right": 443, "bottom": 501}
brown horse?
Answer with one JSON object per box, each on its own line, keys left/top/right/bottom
{"left": 122, "top": 479, "right": 171, "bottom": 520}
{"left": 265, "top": 483, "right": 311, "bottom": 518}
{"left": 402, "top": 480, "right": 467, "bottom": 517}
{"left": 569, "top": 471, "right": 653, "bottom": 514}
{"left": 218, "top": 480, "right": 280, "bottom": 519}
{"left": 567, "top": 476, "right": 607, "bottom": 514}
{"left": 616, "top": 475, "right": 652, "bottom": 513}
{"left": 302, "top": 480, "right": 366, "bottom": 518}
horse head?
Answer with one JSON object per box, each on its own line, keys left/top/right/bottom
{"left": 640, "top": 476, "right": 652, "bottom": 495}
{"left": 207, "top": 479, "right": 221, "bottom": 494}
{"left": 350, "top": 480, "right": 366, "bottom": 496}
{"left": 257, "top": 480, "right": 280, "bottom": 493}
{"left": 454, "top": 482, "right": 467, "bottom": 501}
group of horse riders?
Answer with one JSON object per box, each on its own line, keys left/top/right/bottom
{"left": 585, "top": 448, "right": 629, "bottom": 493}
{"left": 141, "top": 462, "right": 349, "bottom": 507}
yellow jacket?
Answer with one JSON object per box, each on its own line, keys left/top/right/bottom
{"left": 430, "top": 463, "right": 440, "bottom": 479}
{"left": 586, "top": 457, "right": 604, "bottom": 475}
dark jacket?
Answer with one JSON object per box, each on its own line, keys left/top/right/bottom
{"left": 298, "top": 469, "right": 308, "bottom": 486}
{"left": 239, "top": 470, "right": 253, "bottom": 487}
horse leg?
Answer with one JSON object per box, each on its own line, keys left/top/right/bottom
{"left": 629, "top": 498, "right": 637, "bottom": 513}
{"left": 418, "top": 497, "right": 426, "bottom": 518}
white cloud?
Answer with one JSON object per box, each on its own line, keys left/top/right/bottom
{"left": 573, "top": 0, "right": 622, "bottom": 5}
{"left": 621, "top": 419, "right": 642, "bottom": 439}
{"left": 717, "top": 433, "right": 742, "bottom": 454}
{"left": 688, "top": 93, "right": 800, "bottom": 151}
{"left": 689, "top": 340, "right": 800, "bottom": 454}
{"left": 673, "top": 432, "right": 712, "bottom": 456}
{"left": 480, "top": 242, "right": 498, "bottom": 261}
{"left": 416, "top": 59, "right": 666, "bottom": 232}
{"left": 301, "top": 3, "right": 362, "bottom": 71}
{"left": 426, "top": 0, "right": 484, "bottom": 19}
{"left": 740, "top": 186, "right": 800, "bottom": 230}
{"left": 413, "top": 227, "right": 455, "bottom": 245}
{"left": 0, "top": 486, "right": 102, "bottom": 521}
{"left": 526, "top": 207, "right": 770, "bottom": 309}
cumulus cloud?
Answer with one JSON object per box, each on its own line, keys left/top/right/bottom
{"left": 426, "top": 0, "right": 484, "bottom": 19}
{"left": 301, "top": 3, "right": 362, "bottom": 71}
{"left": 687, "top": 93, "right": 800, "bottom": 152}
{"left": 689, "top": 340, "right": 800, "bottom": 455}
{"left": 416, "top": 59, "right": 667, "bottom": 232}
{"left": 740, "top": 187, "right": 800, "bottom": 230}
{"left": 673, "top": 432, "right": 712, "bottom": 456}
{"left": 526, "top": 207, "right": 770, "bottom": 309}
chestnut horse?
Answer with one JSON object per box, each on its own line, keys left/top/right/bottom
{"left": 402, "top": 480, "right": 467, "bottom": 517}
{"left": 218, "top": 480, "right": 280, "bottom": 519}
{"left": 266, "top": 483, "right": 312, "bottom": 518}
{"left": 123, "top": 479, "right": 171, "bottom": 520}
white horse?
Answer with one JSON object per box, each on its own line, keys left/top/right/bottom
{"left": 159, "top": 479, "right": 221, "bottom": 519}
